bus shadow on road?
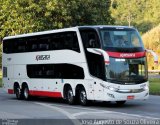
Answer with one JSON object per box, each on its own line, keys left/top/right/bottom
{"left": 11, "top": 96, "right": 144, "bottom": 109}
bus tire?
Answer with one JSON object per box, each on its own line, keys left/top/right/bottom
{"left": 116, "top": 101, "right": 126, "bottom": 106}
{"left": 66, "top": 87, "right": 75, "bottom": 105}
{"left": 79, "top": 88, "right": 88, "bottom": 106}
{"left": 14, "top": 85, "right": 23, "bottom": 100}
{"left": 22, "top": 85, "right": 30, "bottom": 100}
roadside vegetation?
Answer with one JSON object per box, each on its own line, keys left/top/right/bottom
{"left": 142, "top": 26, "right": 160, "bottom": 70}
{"left": 149, "top": 78, "right": 160, "bottom": 95}
{"left": 0, "top": 72, "right": 2, "bottom": 87}
{"left": 0, "top": 78, "right": 2, "bottom": 87}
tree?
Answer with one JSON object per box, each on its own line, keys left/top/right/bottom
{"left": 110, "top": 0, "right": 160, "bottom": 33}
{"left": 0, "top": 0, "right": 114, "bottom": 40}
{"left": 142, "top": 25, "right": 160, "bottom": 70}
{"left": 0, "top": 0, "right": 114, "bottom": 67}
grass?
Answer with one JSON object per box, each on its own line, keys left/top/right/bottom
{"left": 0, "top": 71, "right": 2, "bottom": 78}
{"left": 0, "top": 78, "right": 159, "bottom": 95}
{"left": 0, "top": 78, "right": 2, "bottom": 87}
{"left": 0, "top": 71, "right": 2, "bottom": 87}
{"left": 149, "top": 78, "right": 160, "bottom": 95}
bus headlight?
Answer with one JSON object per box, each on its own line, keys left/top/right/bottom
{"left": 143, "top": 85, "right": 149, "bottom": 90}
{"left": 140, "top": 84, "right": 149, "bottom": 91}
{"left": 100, "top": 83, "right": 119, "bottom": 92}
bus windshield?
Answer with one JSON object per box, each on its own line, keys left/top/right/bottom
{"left": 105, "top": 57, "right": 148, "bottom": 84}
{"left": 100, "top": 28, "right": 144, "bottom": 51}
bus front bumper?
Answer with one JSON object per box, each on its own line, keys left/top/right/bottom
{"left": 103, "top": 90, "right": 149, "bottom": 101}
{"left": 99, "top": 82, "right": 149, "bottom": 101}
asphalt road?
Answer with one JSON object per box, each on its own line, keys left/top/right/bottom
{"left": 0, "top": 88, "right": 160, "bottom": 125}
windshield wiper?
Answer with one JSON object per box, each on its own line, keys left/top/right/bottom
{"left": 106, "top": 77, "right": 146, "bottom": 84}
{"left": 106, "top": 78, "right": 125, "bottom": 84}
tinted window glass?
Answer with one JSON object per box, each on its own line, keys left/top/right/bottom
{"left": 3, "top": 67, "right": 7, "bottom": 77}
{"left": 100, "top": 28, "right": 145, "bottom": 52}
{"left": 27, "top": 64, "right": 84, "bottom": 79}
{"left": 3, "top": 31, "right": 80, "bottom": 53}
{"left": 80, "top": 29, "right": 101, "bottom": 48}
{"left": 80, "top": 29, "right": 105, "bottom": 80}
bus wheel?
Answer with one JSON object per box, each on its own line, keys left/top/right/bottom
{"left": 15, "top": 86, "right": 22, "bottom": 100}
{"left": 79, "top": 88, "right": 88, "bottom": 106}
{"left": 22, "top": 85, "right": 30, "bottom": 100}
{"left": 66, "top": 87, "right": 75, "bottom": 105}
{"left": 116, "top": 101, "right": 126, "bottom": 106}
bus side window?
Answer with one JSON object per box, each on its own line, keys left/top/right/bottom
{"left": 32, "top": 44, "right": 38, "bottom": 51}
{"left": 65, "top": 34, "right": 71, "bottom": 49}
{"left": 80, "top": 30, "right": 101, "bottom": 49}
{"left": 13, "top": 41, "right": 18, "bottom": 53}
{"left": 39, "top": 44, "right": 49, "bottom": 51}
{"left": 52, "top": 42, "right": 58, "bottom": 50}
{"left": 50, "top": 36, "right": 58, "bottom": 50}
{"left": 46, "top": 70, "right": 54, "bottom": 76}
{"left": 73, "top": 33, "right": 79, "bottom": 52}
{"left": 80, "top": 29, "right": 105, "bottom": 80}
{"left": 3, "top": 31, "right": 80, "bottom": 53}
{"left": 18, "top": 46, "right": 25, "bottom": 52}
{"left": 88, "top": 34, "right": 97, "bottom": 48}
{"left": 27, "top": 64, "right": 84, "bottom": 79}
{"left": 38, "top": 37, "right": 50, "bottom": 51}
{"left": 3, "top": 67, "right": 7, "bottom": 77}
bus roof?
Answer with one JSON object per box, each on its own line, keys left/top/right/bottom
{"left": 3, "top": 25, "right": 135, "bottom": 41}
{"left": 78, "top": 25, "right": 135, "bottom": 29}
{"left": 3, "top": 27, "right": 79, "bottom": 40}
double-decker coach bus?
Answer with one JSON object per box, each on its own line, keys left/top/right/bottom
{"left": 2, "top": 26, "right": 158, "bottom": 105}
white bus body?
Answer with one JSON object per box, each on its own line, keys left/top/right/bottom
{"left": 2, "top": 26, "right": 150, "bottom": 105}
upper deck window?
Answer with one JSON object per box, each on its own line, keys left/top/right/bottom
{"left": 100, "top": 28, "right": 144, "bottom": 52}
{"left": 3, "top": 31, "right": 80, "bottom": 53}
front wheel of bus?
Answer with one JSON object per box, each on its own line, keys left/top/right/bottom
{"left": 66, "top": 87, "right": 75, "bottom": 105}
{"left": 79, "top": 88, "right": 88, "bottom": 106}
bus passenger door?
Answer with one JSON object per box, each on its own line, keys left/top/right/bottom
{"left": 79, "top": 28, "right": 106, "bottom": 101}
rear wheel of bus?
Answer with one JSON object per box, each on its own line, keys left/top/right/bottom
{"left": 14, "top": 83, "right": 23, "bottom": 100}
{"left": 66, "top": 86, "right": 75, "bottom": 105}
{"left": 21, "top": 84, "right": 30, "bottom": 100}
{"left": 15, "top": 86, "right": 22, "bottom": 100}
{"left": 79, "top": 88, "right": 89, "bottom": 106}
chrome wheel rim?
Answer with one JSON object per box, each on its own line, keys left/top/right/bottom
{"left": 24, "top": 88, "right": 29, "bottom": 99}
{"left": 67, "top": 90, "right": 73, "bottom": 103}
{"left": 16, "top": 88, "right": 20, "bottom": 99}
{"left": 80, "top": 90, "right": 86, "bottom": 104}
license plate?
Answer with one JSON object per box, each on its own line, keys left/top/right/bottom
{"left": 127, "top": 95, "right": 135, "bottom": 100}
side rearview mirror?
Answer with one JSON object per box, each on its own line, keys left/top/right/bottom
{"left": 145, "top": 49, "right": 158, "bottom": 64}
{"left": 87, "top": 48, "right": 110, "bottom": 65}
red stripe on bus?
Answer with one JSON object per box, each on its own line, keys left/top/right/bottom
{"left": 8, "top": 89, "right": 14, "bottom": 94}
{"left": 106, "top": 51, "right": 146, "bottom": 58}
{"left": 29, "top": 90, "right": 62, "bottom": 98}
